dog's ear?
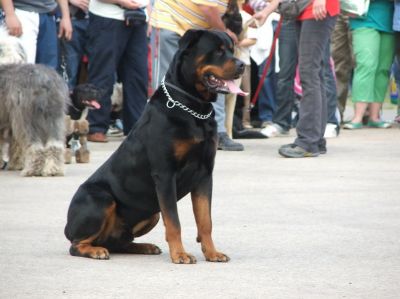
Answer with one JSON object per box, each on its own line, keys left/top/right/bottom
{"left": 178, "top": 29, "right": 205, "bottom": 51}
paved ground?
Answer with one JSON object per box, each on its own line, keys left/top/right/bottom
{"left": 1, "top": 109, "right": 400, "bottom": 299}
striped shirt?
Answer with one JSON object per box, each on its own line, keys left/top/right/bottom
{"left": 150, "top": 0, "right": 229, "bottom": 36}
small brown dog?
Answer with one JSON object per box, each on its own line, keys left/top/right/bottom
{"left": 65, "top": 84, "right": 101, "bottom": 164}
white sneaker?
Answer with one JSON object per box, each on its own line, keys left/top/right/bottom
{"left": 324, "top": 123, "right": 338, "bottom": 138}
{"left": 261, "top": 123, "right": 289, "bottom": 138}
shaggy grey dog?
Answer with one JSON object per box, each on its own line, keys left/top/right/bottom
{"left": 0, "top": 63, "right": 69, "bottom": 176}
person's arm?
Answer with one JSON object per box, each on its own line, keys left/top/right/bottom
{"left": 98, "top": 0, "right": 142, "bottom": 9}
{"left": 57, "top": 0, "right": 73, "bottom": 40}
{"left": 197, "top": 4, "right": 238, "bottom": 43}
{"left": 1, "top": 0, "right": 22, "bottom": 36}
{"left": 252, "top": 0, "right": 281, "bottom": 26}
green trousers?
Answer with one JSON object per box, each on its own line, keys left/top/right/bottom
{"left": 352, "top": 27, "right": 395, "bottom": 103}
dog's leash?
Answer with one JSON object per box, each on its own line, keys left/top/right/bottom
{"left": 250, "top": 17, "right": 283, "bottom": 109}
{"left": 161, "top": 77, "right": 214, "bottom": 120}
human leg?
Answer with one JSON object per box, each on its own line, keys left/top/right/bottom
{"left": 349, "top": 28, "right": 381, "bottom": 124}
{"left": 151, "top": 28, "right": 180, "bottom": 90}
{"left": 118, "top": 22, "right": 148, "bottom": 135}
{"left": 291, "top": 17, "right": 336, "bottom": 154}
{"left": 35, "top": 13, "right": 58, "bottom": 69}
{"left": 331, "top": 14, "right": 353, "bottom": 121}
{"left": 13, "top": 9, "right": 39, "bottom": 63}
{"left": 86, "top": 14, "right": 122, "bottom": 139}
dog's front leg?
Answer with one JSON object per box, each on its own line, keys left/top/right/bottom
{"left": 153, "top": 173, "right": 196, "bottom": 264}
{"left": 191, "top": 177, "right": 230, "bottom": 262}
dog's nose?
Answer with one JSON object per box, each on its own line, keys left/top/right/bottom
{"left": 235, "top": 59, "right": 245, "bottom": 75}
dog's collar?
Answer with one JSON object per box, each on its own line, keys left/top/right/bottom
{"left": 161, "top": 77, "right": 213, "bottom": 120}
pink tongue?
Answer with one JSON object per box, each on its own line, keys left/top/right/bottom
{"left": 225, "top": 80, "right": 248, "bottom": 96}
{"left": 90, "top": 100, "right": 101, "bottom": 109}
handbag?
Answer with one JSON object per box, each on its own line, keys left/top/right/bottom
{"left": 278, "top": 0, "right": 312, "bottom": 20}
{"left": 124, "top": 9, "right": 146, "bottom": 26}
{"left": 340, "top": 0, "right": 370, "bottom": 18}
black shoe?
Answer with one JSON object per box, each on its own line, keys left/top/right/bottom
{"left": 218, "top": 133, "right": 244, "bottom": 151}
{"left": 281, "top": 143, "right": 326, "bottom": 154}
{"left": 278, "top": 143, "right": 319, "bottom": 158}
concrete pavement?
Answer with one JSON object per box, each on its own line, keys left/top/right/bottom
{"left": 1, "top": 115, "right": 400, "bottom": 299}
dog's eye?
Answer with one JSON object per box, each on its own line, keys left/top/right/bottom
{"left": 216, "top": 48, "right": 225, "bottom": 56}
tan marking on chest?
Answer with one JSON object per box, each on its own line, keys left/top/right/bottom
{"left": 173, "top": 138, "right": 200, "bottom": 160}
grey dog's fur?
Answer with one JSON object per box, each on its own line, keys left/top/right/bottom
{"left": 0, "top": 63, "right": 69, "bottom": 176}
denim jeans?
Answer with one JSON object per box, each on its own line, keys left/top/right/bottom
{"left": 273, "top": 20, "right": 299, "bottom": 131}
{"left": 294, "top": 16, "right": 337, "bottom": 153}
{"left": 87, "top": 13, "right": 148, "bottom": 135}
{"left": 58, "top": 18, "right": 88, "bottom": 89}
{"left": 258, "top": 21, "right": 278, "bottom": 123}
{"left": 36, "top": 13, "right": 58, "bottom": 69}
{"left": 323, "top": 43, "right": 339, "bottom": 125}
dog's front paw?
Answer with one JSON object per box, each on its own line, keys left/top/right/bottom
{"left": 171, "top": 251, "right": 197, "bottom": 264}
{"left": 204, "top": 251, "right": 230, "bottom": 263}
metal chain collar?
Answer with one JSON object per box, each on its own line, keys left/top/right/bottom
{"left": 161, "top": 77, "right": 213, "bottom": 120}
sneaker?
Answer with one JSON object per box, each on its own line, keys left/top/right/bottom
{"left": 260, "top": 121, "right": 273, "bottom": 128}
{"left": 278, "top": 143, "right": 319, "bottom": 158}
{"left": 367, "top": 120, "right": 392, "bottom": 128}
{"left": 281, "top": 143, "right": 326, "bottom": 154}
{"left": 260, "top": 123, "right": 289, "bottom": 138}
{"left": 87, "top": 132, "right": 108, "bottom": 143}
{"left": 324, "top": 123, "right": 338, "bottom": 138}
{"left": 107, "top": 124, "right": 124, "bottom": 137}
{"left": 217, "top": 133, "right": 244, "bottom": 151}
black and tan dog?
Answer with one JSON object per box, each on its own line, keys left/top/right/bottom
{"left": 64, "top": 29, "right": 246, "bottom": 264}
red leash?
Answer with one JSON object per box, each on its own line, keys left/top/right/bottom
{"left": 250, "top": 17, "right": 283, "bottom": 108}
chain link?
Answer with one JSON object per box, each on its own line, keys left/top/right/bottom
{"left": 161, "top": 77, "right": 213, "bottom": 120}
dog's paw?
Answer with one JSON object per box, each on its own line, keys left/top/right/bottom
{"left": 122, "top": 242, "right": 162, "bottom": 255}
{"left": 171, "top": 251, "right": 197, "bottom": 264}
{"left": 204, "top": 251, "right": 230, "bottom": 263}
{"left": 70, "top": 245, "right": 110, "bottom": 260}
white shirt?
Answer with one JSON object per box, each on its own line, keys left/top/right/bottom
{"left": 89, "top": 0, "right": 149, "bottom": 21}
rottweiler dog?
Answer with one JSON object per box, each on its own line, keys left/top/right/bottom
{"left": 64, "top": 29, "right": 245, "bottom": 264}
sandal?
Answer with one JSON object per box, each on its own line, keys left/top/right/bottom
{"left": 367, "top": 121, "right": 392, "bottom": 128}
{"left": 343, "top": 122, "right": 362, "bottom": 130}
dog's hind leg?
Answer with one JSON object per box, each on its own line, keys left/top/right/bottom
{"left": 66, "top": 200, "right": 118, "bottom": 260}
{"left": 20, "top": 143, "right": 47, "bottom": 176}
{"left": 113, "top": 213, "right": 162, "bottom": 255}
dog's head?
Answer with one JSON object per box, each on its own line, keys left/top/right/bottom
{"left": 166, "top": 29, "right": 246, "bottom": 102}
{"left": 0, "top": 26, "right": 27, "bottom": 64}
{"left": 70, "top": 84, "right": 102, "bottom": 111}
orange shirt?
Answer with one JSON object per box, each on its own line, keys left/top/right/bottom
{"left": 298, "top": 0, "right": 340, "bottom": 20}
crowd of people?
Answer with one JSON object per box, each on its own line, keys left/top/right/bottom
{"left": 0, "top": 0, "right": 399, "bottom": 158}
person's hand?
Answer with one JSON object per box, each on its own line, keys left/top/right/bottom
{"left": 5, "top": 13, "right": 23, "bottom": 37}
{"left": 58, "top": 17, "right": 73, "bottom": 41}
{"left": 69, "top": 0, "right": 90, "bottom": 12}
{"left": 312, "top": 0, "right": 327, "bottom": 20}
{"left": 252, "top": 9, "right": 269, "bottom": 27}
{"left": 118, "top": 0, "right": 142, "bottom": 10}
{"left": 225, "top": 28, "right": 238, "bottom": 44}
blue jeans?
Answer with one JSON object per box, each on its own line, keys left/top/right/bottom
{"left": 58, "top": 18, "right": 88, "bottom": 89}
{"left": 295, "top": 16, "right": 337, "bottom": 153}
{"left": 324, "top": 42, "right": 339, "bottom": 125}
{"left": 258, "top": 21, "right": 278, "bottom": 122}
{"left": 36, "top": 13, "right": 58, "bottom": 69}
{"left": 273, "top": 20, "right": 298, "bottom": 131}
{"left": 87, "top": 13, "right": 148, "bottom": 135}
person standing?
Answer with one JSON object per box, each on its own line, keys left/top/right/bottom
{"left": 343, "top": 0, "right": 395, "bottom": 130}
{"left": 1, "top": 0, "right": 72, "bottom": 68}
{"left": 86, "top": 0, "right": 149, "bottom": 142}
{"left": 255, "top": 0, "right": 339, "bottom": 157}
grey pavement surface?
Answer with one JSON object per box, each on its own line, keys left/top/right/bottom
{"left": 1, "top": 111, "right": 400, "bottom": 299}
